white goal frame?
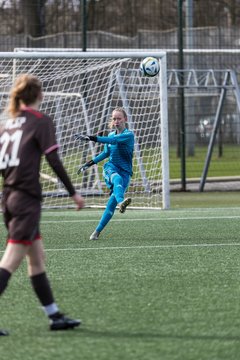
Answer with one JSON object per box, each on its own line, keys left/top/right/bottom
{"left": 0, "top": 51, "right": 170, "bottom": 210}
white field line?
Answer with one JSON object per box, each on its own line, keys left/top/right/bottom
{"left": 39, "top": 215, "right": 240, "bottom": 223}
{"left": 1, "top": 242, "right": 240, "bottom": 254}
{"left": 0, "top": 216, "right": 240, "bottom": 253}
{"left": 43, "top": 207, "right": 240, "bottom": 215}
{"left": 38, "top": 243, "right": 240, "bottom": 252}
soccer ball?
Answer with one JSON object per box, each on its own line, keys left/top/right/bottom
{"left": 140, "top": 57, "right": 160, "bottom": 77}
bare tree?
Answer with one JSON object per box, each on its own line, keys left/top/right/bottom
{"left": 195, "top": 0, "right": 240, "bottom": 27}
{"left": 87, "top": 0, "right": 178, "bottom": 35}
{"left": 1, "top": 0, "right": 240, "bottom": 38}
{"left": 0, "top": 0, "right": 22, "bottom": 34}
{"left": 21, "top": 0, "right": 46, "bottom": 37}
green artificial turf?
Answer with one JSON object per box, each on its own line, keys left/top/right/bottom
{"left": 1, "top": 204, "right": 240, "bottom": 359}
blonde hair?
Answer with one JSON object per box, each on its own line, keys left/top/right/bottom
{"left": 109, "top": 107, "right": 128, "bottom": 129}
{"left": 7, "top": 74, "right": 42, "bottom": 118}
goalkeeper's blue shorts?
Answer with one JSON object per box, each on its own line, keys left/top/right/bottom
{"left": 103, "top": 162, "right": 130, "bottom": 192}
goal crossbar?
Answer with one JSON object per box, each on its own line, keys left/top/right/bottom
{"left": 0, "top": 51, "right": 167, "bottom": 59}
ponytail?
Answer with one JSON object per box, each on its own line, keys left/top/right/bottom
{"left": 7, "top": 74, "right": 42, "bottom": 118}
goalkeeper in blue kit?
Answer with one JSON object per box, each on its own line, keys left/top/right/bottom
{"left": 75, "top": 107, "right": 134, "bottom": 240}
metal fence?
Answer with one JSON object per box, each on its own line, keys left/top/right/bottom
{"left": 1, "top": 26, "right": 240, "bottom": 52}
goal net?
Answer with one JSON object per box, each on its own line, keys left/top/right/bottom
{"left": 0, "top": 51, "right": 170, "bottom": 209}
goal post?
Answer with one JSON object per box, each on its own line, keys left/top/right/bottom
{"left": 0, "top": 51, "right": 170, "bottom": 210}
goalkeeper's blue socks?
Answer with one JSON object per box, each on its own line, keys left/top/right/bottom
{"left": 96, "top": 194, "right": 117, "bottom": 232}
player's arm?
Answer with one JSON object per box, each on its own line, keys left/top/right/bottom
{"left": 45, "top": 150, "right": 76, "bottom": 195}
{"left": 75, "top": 132, "right": 133, "bottom": 145}
{"left": 93, "top": 145, "right": 110, "bottom": 163}
{"left": 96, "top": 132, "right": 134, "bottom": 145}
{"left": 37, "top": 117, "right": 84, "bottom": 209}
{"left": 45, "top": 150, "right": 80, "bottom": 199}
{"left": 77, "top": 145, "right": 110, "bottom": 174}
{"left": 46, "top": 151, "right": 84, "bottom": 209}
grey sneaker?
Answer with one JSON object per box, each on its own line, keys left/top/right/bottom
{"left": 119, "top": 198, "right": 132, "bottom": 213}
{"left": 90, "top": 230, "right": 100, "bottom": 240}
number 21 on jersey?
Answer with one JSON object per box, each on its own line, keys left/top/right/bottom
{"left": 0, "top": 130, "right": 23, "bottom": 169}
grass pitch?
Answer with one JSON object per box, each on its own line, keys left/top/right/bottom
{"left": 1, "top": 193, "right": 240, "bottom": 359}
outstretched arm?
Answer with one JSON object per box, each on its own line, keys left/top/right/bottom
{"left": 74, "top": 131, "right": 134, "bottom": 145}
{"left": 46, "top": 150, "right": 84, "bottom": 210}
{"left": 95, "top": 132, "right": 134, "bottom": 145}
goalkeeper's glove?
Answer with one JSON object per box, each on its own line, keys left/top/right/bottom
{"left": 74, "top": 134, "right": 97, "bottom": 142}
{"left": 77, "top": 160, "right": 95, "bottom": 174}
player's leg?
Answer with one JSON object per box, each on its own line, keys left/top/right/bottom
{"left": 89, "top": 165, "right": 131, "bottom": 240}
{"left": 1, "top": 190, "right": 80, "bottom": 332}
{"left": 90, "top": 172, "right": 131, "bottom": 240}
{"left": 3, "top": 191, "right": 54, "bottom": 316}
{"left": 27, "top": 239, "right": 57, "bottom": 313}
{"left": 0, "top": 243, "right": 28, "bottom": 293}
{"left": 27, "top": 240, "right": 81, "bottom": 330}
{"left": 0, "top": 243, "right": 29, "bottom": 336}
{"left": 90, "top": 165, "right": 119, "bottom": 240}
{"left": 111, "top": 173, "right": 131, "bottom": 213}
{"left": 90, "top": 194, "right": 118, "bottom": 240}
{"left": 0, "top": 189, "right": 31, "bottom": 296}
{"left": 0, "top": 190, "right": 30, "bottom": 335}
{"left": 111, "top": 173, "right": 125, "bottom": 203}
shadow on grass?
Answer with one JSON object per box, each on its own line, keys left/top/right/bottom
{"left": 79, "top": 327, "right": 240, "bottom": 342}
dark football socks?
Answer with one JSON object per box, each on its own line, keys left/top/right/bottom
{"left": 0, "top": 268, "right": 12, "bottom": 296}
{"left": 30, "top": 272, "right": 60, "bottom": 317}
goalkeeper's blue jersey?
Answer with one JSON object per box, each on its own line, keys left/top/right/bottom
{"left": 93, "top": 128, "right": 134, "bottom": 176}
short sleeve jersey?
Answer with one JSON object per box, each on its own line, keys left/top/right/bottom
{"left": 0, "top": 107, "right": 59, "bottom": 199}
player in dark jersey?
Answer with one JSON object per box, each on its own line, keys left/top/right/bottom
{"left": 0, "top": 74, "right": 85, "bottom": 336}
